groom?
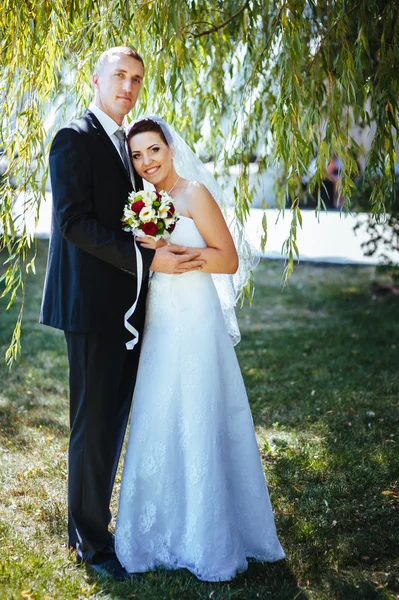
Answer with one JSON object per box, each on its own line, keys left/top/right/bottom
{"left": 40, "top": 46, "right": 204, "bottom": 580}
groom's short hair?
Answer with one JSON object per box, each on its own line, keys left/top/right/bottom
{"left": 95, "top": 47, "right": 144, "bottom": 74}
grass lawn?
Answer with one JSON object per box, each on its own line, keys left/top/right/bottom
{"left": 0, "top": 239, "right": 398, "bottom": 600}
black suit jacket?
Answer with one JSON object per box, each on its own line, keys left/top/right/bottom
{"left": 40, "top": 110, "right": 155, "bottom": 333}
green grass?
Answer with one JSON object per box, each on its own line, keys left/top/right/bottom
{"left": 0, "top": 239, "right": 398, "bottom": 600}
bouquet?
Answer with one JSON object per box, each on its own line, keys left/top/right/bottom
{"left": 122, "top": 189, "right": 179, "bottom": 239}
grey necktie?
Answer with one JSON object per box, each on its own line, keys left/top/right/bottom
{"left": 114, "top": 128, "right": 131, "bottom": 175}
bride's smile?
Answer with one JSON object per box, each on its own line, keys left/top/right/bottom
{"left": 144, "top": 165, "right": 160, "bottom": 175}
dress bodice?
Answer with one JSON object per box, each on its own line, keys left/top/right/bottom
{"left": 151, "top": 215, "right": 210, "bottom": 291}
{"left": 170, "top": 215, "right": 207, "bottom": 248}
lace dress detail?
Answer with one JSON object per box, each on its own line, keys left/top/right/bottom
{"left": 115, "top": 216, "right": 285, "bottom": 581}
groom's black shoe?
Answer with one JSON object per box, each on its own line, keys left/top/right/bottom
{"left": 80, "top": 557, "right": 131, "bottom": 581}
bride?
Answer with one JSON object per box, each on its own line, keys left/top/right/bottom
{"left": 115, "top": 116, "right": 285, "bottom": 582}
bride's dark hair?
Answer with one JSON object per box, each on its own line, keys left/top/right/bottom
{"left": 127, "top": 119, "right": 168, "bottom": 146}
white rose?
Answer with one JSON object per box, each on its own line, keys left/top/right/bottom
{"left": 139, "top": 206, "right": 156, "bottom": 222}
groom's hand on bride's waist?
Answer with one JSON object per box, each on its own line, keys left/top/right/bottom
{"left": 150, "top": 244, "right": 205, "bottom": 274}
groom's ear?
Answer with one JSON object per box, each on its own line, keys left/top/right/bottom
{"left": 92, "top": 73, "right": 99, "bottom": 88}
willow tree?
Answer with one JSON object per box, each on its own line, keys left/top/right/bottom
{"left": 1, "top": 0, "right": 398, "bottom": 364}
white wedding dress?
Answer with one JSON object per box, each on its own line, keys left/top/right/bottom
{"left": 115, "top": 216, "right": 285, "bottom": 581}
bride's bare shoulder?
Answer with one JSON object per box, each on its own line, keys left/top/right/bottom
{"left": 183, "top": 181, "right": 219, "bottom": 221}
{"left": 184, "top": 181, "right": 213, "bottom": 203}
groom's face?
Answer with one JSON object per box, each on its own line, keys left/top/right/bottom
{"left": 93, "top": 54, "right": 144, "bottom": 125}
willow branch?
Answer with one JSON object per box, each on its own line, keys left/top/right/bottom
{"left": 309, "top": 2, "right": 361, "bottom": 71}
{"left": 243, "top": 3, "right": 288, "bottom": 92}
{"left": 190, "top": 0, "right": 250, "bottom": 39}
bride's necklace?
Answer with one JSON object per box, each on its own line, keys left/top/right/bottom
{"left": 167, "top": 176, "right": 180, "bottom": 194}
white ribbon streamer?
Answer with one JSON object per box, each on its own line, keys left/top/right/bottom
{"left": 124, "top": 237, "right": 144, "bottom": 350}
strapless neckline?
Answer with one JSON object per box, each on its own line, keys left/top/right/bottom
{"left": 177, "top": 215, "right": 194, "bottom": 222}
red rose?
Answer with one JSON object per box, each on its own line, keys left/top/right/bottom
{"left": 131, "top": 200, "right": 145, "bottom": 214}
{"left": 142, "top": 222, "right": 158, "bottom": 236}
{"left": 168, "top": 204, "right": 175, "bottom": 215}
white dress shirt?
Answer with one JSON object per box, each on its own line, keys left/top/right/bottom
{"left": 88, "top": 103, "right": 123, "bottom": 154}
{"left": 88, "top": 103, "right": 135, "bottom": 189}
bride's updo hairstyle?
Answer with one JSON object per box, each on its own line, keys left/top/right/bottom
{"left": 127, "top": 118, "right": 169, "bottom": 146}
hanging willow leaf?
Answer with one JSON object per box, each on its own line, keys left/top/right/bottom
{"left": 0, "top": 0, "right": 398, "bottom": 365}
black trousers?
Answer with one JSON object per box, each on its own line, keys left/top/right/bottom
{"left": 64, "top": 329, "right": 141, "bottom": 564}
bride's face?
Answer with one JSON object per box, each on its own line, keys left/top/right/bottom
{"left": 129, "top": 131, "right": 174, "bottom": 186}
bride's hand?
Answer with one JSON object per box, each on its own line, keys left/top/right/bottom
{"left": 137, "top": 236, "right": 167, "bottom": 250}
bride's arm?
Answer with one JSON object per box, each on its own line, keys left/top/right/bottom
{"left": 185, "top": 183, "right": 238, "bottom": 274}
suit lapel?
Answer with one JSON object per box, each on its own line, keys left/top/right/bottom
{"left": 84, "top": 110, "right": 133, "bottom": 188}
